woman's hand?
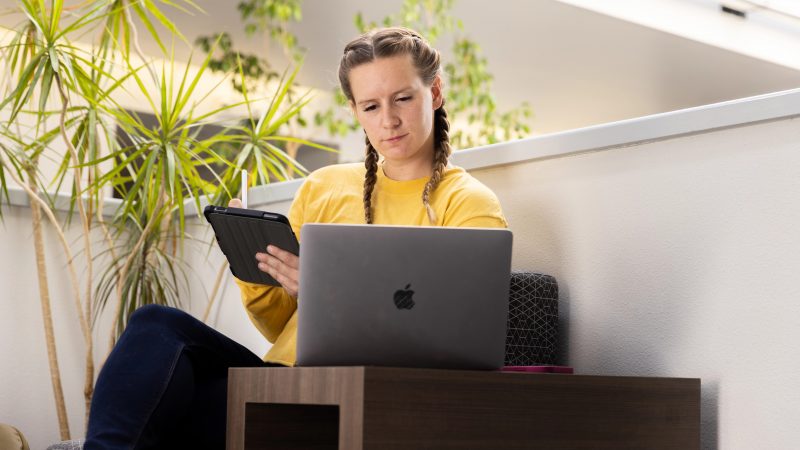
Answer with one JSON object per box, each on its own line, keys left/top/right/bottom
{"left": 228, "top": 198, "right": 300, "bottom": 298}
{"left": 255, "top": 245, "right": 299, "bottom": 298}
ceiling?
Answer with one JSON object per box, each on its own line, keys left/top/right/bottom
{"left": 2, "top": 0, "right": 800, "bottom": 135}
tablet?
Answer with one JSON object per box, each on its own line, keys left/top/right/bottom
{"left": 204, "top": 205, "right": 299, "bottom": 285}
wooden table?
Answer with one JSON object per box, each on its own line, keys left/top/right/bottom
{"left": 227, "top": 366, "right": 700, "bottom": 450}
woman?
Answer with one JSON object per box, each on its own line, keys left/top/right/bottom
{"left": 85, "top": 27, "right": 507, "bottom": 449}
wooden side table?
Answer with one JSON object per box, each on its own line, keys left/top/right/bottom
{"left": 226, "top": 366, "right": 699, "bottom": 450}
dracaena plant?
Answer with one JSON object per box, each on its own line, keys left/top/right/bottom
{"left": 1, "top": 0, "right": 330, "bottom": 440}
{"left": 88, "top": 31, "right": 331, "bottom": 329}
{"left": 215, "top": 63, "right": 337, "bottom": 198}
{"left": 0, "top": 0, "right": 119, "bottom": 438}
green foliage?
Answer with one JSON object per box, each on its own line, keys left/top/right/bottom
{"left": 238, "top": 0, "right": 303, "bottom": 59}
{"left": 91, "top": 48, "right": 233, "bottom": 232}
{"left": 195, "top": 0, "right": 532, "bottom": 148}
{"left": 94, "top": 209, "right": 188, "bottom": 336}
{"left": 313, "top": 87, "right": 360, "bottom": 137}
{"left": 0, "top": 0, "right": 330, "bottom": 336}
{"left": 0, "top": 125, "right": 30, "bottom": 217}
{"left": 195, "top": 0, "right": 303, "bottom": 95}
{"left": 211, "top": 64, "right": 336, "bottom": 205}
{"left": 195, "top": 32, "right": 278, "bottom": 94}
{"left": 354, "top": 0, "right": 460, "bottom": 42}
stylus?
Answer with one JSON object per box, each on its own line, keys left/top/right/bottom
{"left": 241, "top": 169, "right": 248, "bottom": 209}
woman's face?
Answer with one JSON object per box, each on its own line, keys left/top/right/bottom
{"left": 349, "top": 54, "right": 442, "bottom": 173}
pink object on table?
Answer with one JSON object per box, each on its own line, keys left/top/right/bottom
{"left": 501, "top": 365, "right": 574, "bottom": 374}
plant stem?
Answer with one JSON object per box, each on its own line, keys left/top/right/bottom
{"left": 56, "top": 76, "right": 95, "bottom": 416}
{"left": 2, "top": 150, "right": 84, "bottom": 438}
{"left": 26, "top": 164, "right": 71, "bottom": 440}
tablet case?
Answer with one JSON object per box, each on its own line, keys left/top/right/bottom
{"left": 204, "top": 205, "right": 299, "bottom": 285}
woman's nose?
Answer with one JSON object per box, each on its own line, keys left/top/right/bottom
{"left": 381, "top": 107, "right": 401, "bottom": 128}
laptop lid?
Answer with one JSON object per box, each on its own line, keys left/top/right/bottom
{"left": 296, "top": 224, "right": 512, "bottom": 370}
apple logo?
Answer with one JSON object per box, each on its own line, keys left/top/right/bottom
{"left": 393, "top": 284, "right": 415, "bottom": 310}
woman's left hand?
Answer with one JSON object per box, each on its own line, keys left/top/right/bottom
{"left": 256, "top": 245, "right": 300, "bottom": 298}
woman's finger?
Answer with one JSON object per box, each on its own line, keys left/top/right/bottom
{"left": 266, "top": 245, "right": 299, "bottom": 269}
{"left": 256, "top": 252, "right": 300, "bottom": 298}
{"left": 258, "top": 254, "right": 298, "bottom": 280}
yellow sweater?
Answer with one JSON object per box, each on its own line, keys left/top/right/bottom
{"left": 234, "top": 163, "right": 508, "bottom": 365}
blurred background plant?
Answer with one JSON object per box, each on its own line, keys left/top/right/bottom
{"left": 196, "top": 0, "right": 533, "bottom": 150}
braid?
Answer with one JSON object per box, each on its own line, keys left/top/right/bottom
{"left": 422, "top": 102, "right": 452, "bottom": 224}
{"left": 363, "top": 135, "right": 379, "bottom": 224}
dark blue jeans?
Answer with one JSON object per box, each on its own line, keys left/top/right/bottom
{"left": 85, "top": 304, "right": 275, "bottom": 449}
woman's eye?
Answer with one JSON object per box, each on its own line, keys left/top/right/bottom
{"left": 398, "top": 96, "right": 411, "bottom": 102}
{"left": 363, "top": 105, "right": 376, "bottom": 112}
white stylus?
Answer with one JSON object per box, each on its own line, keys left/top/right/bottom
{"left": 241, "top": 169, "right": 248, "bottom": 209}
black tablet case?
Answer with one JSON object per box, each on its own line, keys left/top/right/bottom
{"left": 204, "top": 205, "right": 299, "bottom": 285}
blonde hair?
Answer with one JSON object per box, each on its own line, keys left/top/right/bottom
{"left": 338, "top": 27, "right": 452, "bottom": 224}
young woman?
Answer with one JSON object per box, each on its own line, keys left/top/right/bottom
{"left": 84, "top": 27, "right": 506, "bottom": 449}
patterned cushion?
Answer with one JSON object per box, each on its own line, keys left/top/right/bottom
{"left": 46, "top": 440, "right": 84, "bottom": 450}
{"left": 505, "top": 272, "right": 559, "bottom": 366}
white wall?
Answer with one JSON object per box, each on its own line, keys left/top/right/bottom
{"left": 472, "top": 116, "right": 800, "bottom": 449}
{"left": 3, "top": 88, "right": 800, "bottom": 448}
{"left": 0, "top": 205, "right": 107, "bottom": 447}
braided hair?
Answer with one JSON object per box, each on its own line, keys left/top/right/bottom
{"left": 362, "top": 135, "right": 379, "bottom": 225}
{"left": 339, "top": 27, "right": 452, "bottom": 224}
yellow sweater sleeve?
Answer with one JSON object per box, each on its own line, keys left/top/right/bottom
{"left": 234, "top": 279, "right": 296, "bottom": 343}
{"left": 234, "top": 177, "right": 310, "bottom": 364}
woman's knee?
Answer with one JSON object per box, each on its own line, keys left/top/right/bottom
{"left": 126, "top": 304, "right": 195, "bottom": 334}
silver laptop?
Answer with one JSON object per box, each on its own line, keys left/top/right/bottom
{"left": 296, "top": 224, "right": 513, "bottom": 370}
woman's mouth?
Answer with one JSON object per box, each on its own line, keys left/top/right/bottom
{"left": 385, "top": 133, "right": 408, "bottom": 143}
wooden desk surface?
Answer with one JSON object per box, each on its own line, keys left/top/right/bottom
{"left": 227, "top": 366, "right": 700, "bottom": 450}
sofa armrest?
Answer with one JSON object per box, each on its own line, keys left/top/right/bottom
{"left": 0, "top": 424, "right": 29, "bottom": 450}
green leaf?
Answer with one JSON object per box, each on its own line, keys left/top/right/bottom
{"left": 60, "top": 53, "right": 77, "bottom": 86}
{"left": 49, "top": 0, "right": 62, "bottom": 35}
{"left": 143, "top": 0, "right": 188, "bottom": 44}
{"left": 166, "top": 142, "right": 176, "bottom": 197}
{"left": 261, "top": 64, "right": 299, "bottom": 131}
{"left": 0, "top": 53, "right": 43, "bottom": 120}
{"left": 264, "top": 136, "right": 337, "bottom": 153}
{"left": 38, "top": 65, "right": 54, "bottom": 112}
{"left": 263, "top": 91, "right": 313, "bottom": 136}
{"left": 19, "top": 1, "right": 46, "bottom": 38}
{"left": 48, "top": 46, "right": 60, "bottom": 74}
{"left": 131, "top": 2, "right": 166, "bottom": 54}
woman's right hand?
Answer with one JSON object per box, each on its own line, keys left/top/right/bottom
{"left": 255, "top": 245, "right": 300, "bottom": 298}
{"left": 228, "top": 198, "right": 300, "bottom": 298}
